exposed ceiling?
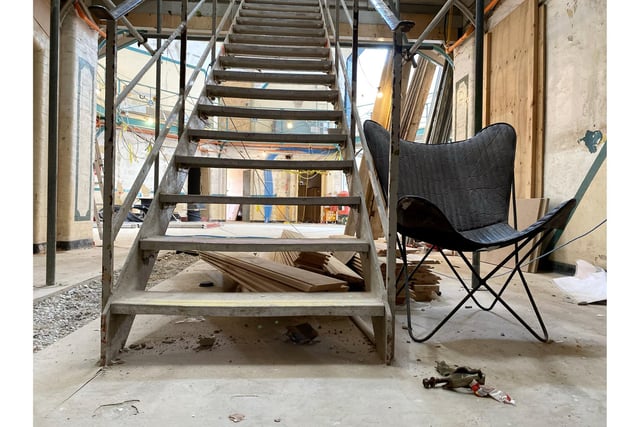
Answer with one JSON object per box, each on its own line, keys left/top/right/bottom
{"left": 86, "top": 0, "right": 480, "bottom": 45}
{"left": 87, "top": 1, "right": 479, "bottom": 24}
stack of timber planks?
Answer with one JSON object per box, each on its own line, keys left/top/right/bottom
{"left": 379, "top": 253, "right": 441, "bottom": 305}
{"left": 200, "top": 230, "right": 441, "bottom": 302}
{"left": 199, "top": 251, "right": 349, "bottom": 292}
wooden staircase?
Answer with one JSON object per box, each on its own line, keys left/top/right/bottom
{"left": 100, "top": 0, "right": 393, "bottom": 365}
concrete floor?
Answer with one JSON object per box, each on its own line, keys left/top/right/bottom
{"left": 33, "top": 222, "right": 608, "bottom": 426}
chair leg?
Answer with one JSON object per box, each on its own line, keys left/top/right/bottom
{"left": 395, "top": 235, "right": 433, "bottom": 297}
{"left": 404, "top": 233, "right": 553, "bottom": 343}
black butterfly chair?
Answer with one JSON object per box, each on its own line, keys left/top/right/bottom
{"left": 363, "top": 119, "right": 576, "bottom": 342}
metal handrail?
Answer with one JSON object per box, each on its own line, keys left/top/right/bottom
{"left": 368, "top": 0, "right": 414, "bottom": 32}
{"left": 91, "top": 0, "right": 237, "bottom": 305}
{"left": 114, "top": 0, "right": 206, "bottom": 108}
{"left": 111, "top": 0, "right": 238, "bottom": 236}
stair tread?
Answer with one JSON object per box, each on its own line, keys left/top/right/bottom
{"left": 241, "top": 3, "right": 321, "bottom": 13}
{"left": 219, "top": 56, "right": 332, "bottom": 71}
{"left": 159, "top": 194, "right": 360, "bottom": 206}
{"left": 235, "top": 17, "right": 323, "bottom": 28}
{"left": 238, "top": 9, "right": 322, "bottom": 20}
{"left": 232, "top": 25, "right": 326, "bottom": 38}
{"left": 110, "top": 290, "right": 385, "bottom": 317}
{"left": 228, "top": 33, "right": 327, "bottom": 47}
{"left": 140, "top": 235, "right": 369, "bottom": 250}
{"left": 211, "top": 70, "right": 334, "bottom": 85}
{"left": 197, "top": 104, "right": 341, "bottom": 120}
{"left": 224, "top": 43, "right": 329, "bottom": 58}
{"left": 174, "top": 156, "right": 352, "bottom": 170}
{"left": 207, "top": 85, "right": 337, "bottom": 101}
{"left": 188, "top": 129, "right": 346, "bottom": 143}
{"left": 244, "top": 0, "right": 321, "bottom": 5}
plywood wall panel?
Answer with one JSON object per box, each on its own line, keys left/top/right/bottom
{"left": 484, "top": 0, "right": 543, "bottom": 199}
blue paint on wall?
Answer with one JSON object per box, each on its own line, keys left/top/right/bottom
{"left": 579, "top": 130, "right": 604, "bottom": 153}
{"left": 263, "top": 153, "right": 277, "bottom": 222}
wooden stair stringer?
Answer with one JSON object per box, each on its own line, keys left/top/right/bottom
{"left": 100, "top": 94, "right": 208, "bottom": 366}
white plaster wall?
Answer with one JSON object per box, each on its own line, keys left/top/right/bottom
{"left": 452, "top": 0, "right": 607, "bottom": 269}
{"left": 33, "top": 25, "right": 49, "bottom": 248}
{"left": 57, "top": 13, "right": 98, "bottom": 245}
{"left": 543, "top": 0, "right": 606, "bottom": 267}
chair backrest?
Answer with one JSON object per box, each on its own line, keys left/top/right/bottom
{"left": 363, "top": 120, "right": 517, "bottom": 232}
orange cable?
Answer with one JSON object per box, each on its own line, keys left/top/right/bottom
{"left": 446, "top": 0, "right": 500, "bottom": 54}
{"left": 74, "top": 0, "right": 106, "bottom": 39}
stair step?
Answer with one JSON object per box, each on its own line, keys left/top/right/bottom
{"left": 228, "top": 33, "right": 327, "bottom": 47}
{"left": 188, "top": 129, "right": 347, "bottom": 144}
{"left": 232, "top": 25, "right": 326, "bottom": 38}
{"left": 197, "top": 104, "right": 341, "bottom": 121}
{"left": 174, "top": 155, "right": 352, "bottom": 171}
{"left": 219, "top": 56, "right": 331, "bottom": 72}
{"left": 159, "top": 194, "right": 361, "bottom": 206}
{"left": 244, "top": 0, "right": 322, "bottom": 8}
{"left": 235, "top": 16, "right": 323, "bottom": 29}
{"left": 139, "top": 236, "right": 370, "bottom": 253}
{"left": 228, "top": 33, "right": 327, "bottom": 48}
{"left": 224, "top": 43, "right": 329, "bottom": 58}
{"left": 241, "top": 3, "right": 320, "bottom": 13}
{"left": 211, "top": 70, "right": 334, "bottom": 85}
{"left": 238, "top": 9, "right": 322, "bottom": 20}
{"left": 110, "top": 290, "right": 385, "bottom": 317}
{"left": 207, "top": 85, "right": 338, "bottom": 102}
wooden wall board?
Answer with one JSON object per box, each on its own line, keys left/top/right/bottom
{"left": 483, "top": 0, "right": 543, "bottom": 199}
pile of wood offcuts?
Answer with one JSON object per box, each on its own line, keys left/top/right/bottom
{"left": 199, "top": 230, "right": 441, "bottom": 304}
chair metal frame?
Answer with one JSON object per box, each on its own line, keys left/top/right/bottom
{"left": 363, "top": 119, "right": 576, "bottom": 343}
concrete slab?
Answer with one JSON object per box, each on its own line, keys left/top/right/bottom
{"left": 33, "top": 238, "right": 607, "bottom": 426}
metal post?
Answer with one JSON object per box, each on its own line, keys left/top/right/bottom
{"left": 102, "top": 19, "right": 118, "bottom": 307}
{"left": 45, "top": 0, "right": 60, "bottom": 286}
{"left": 472, "top": 0, "right": 484, "bottom": 287}
{"left": 350, "top": 0, "right": 359, "bottom": 145}
{"left": 179, "top": 0, "right": 187, "bottom": 135}
{"left": 154, "top": 0, "right": 162, "bottom": 191}
{"left": 211, "top": 0, "right": 217, "bottom": 66}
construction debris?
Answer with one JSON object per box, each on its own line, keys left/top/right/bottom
{"left": 199, "top": 230, "right": 441, "bottom": 302}
{"left": 199, "top": 251, "right": 349, "bottom": 292}
{"left": 286, "top": 322, "right": 319, "bottom": 344}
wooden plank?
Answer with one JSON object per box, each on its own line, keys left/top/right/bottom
{"left": 484, "top": 0, "right": 541, "bottom": 199}
{"left": 200, "top": 251, "right": 349, "bottom": 292}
